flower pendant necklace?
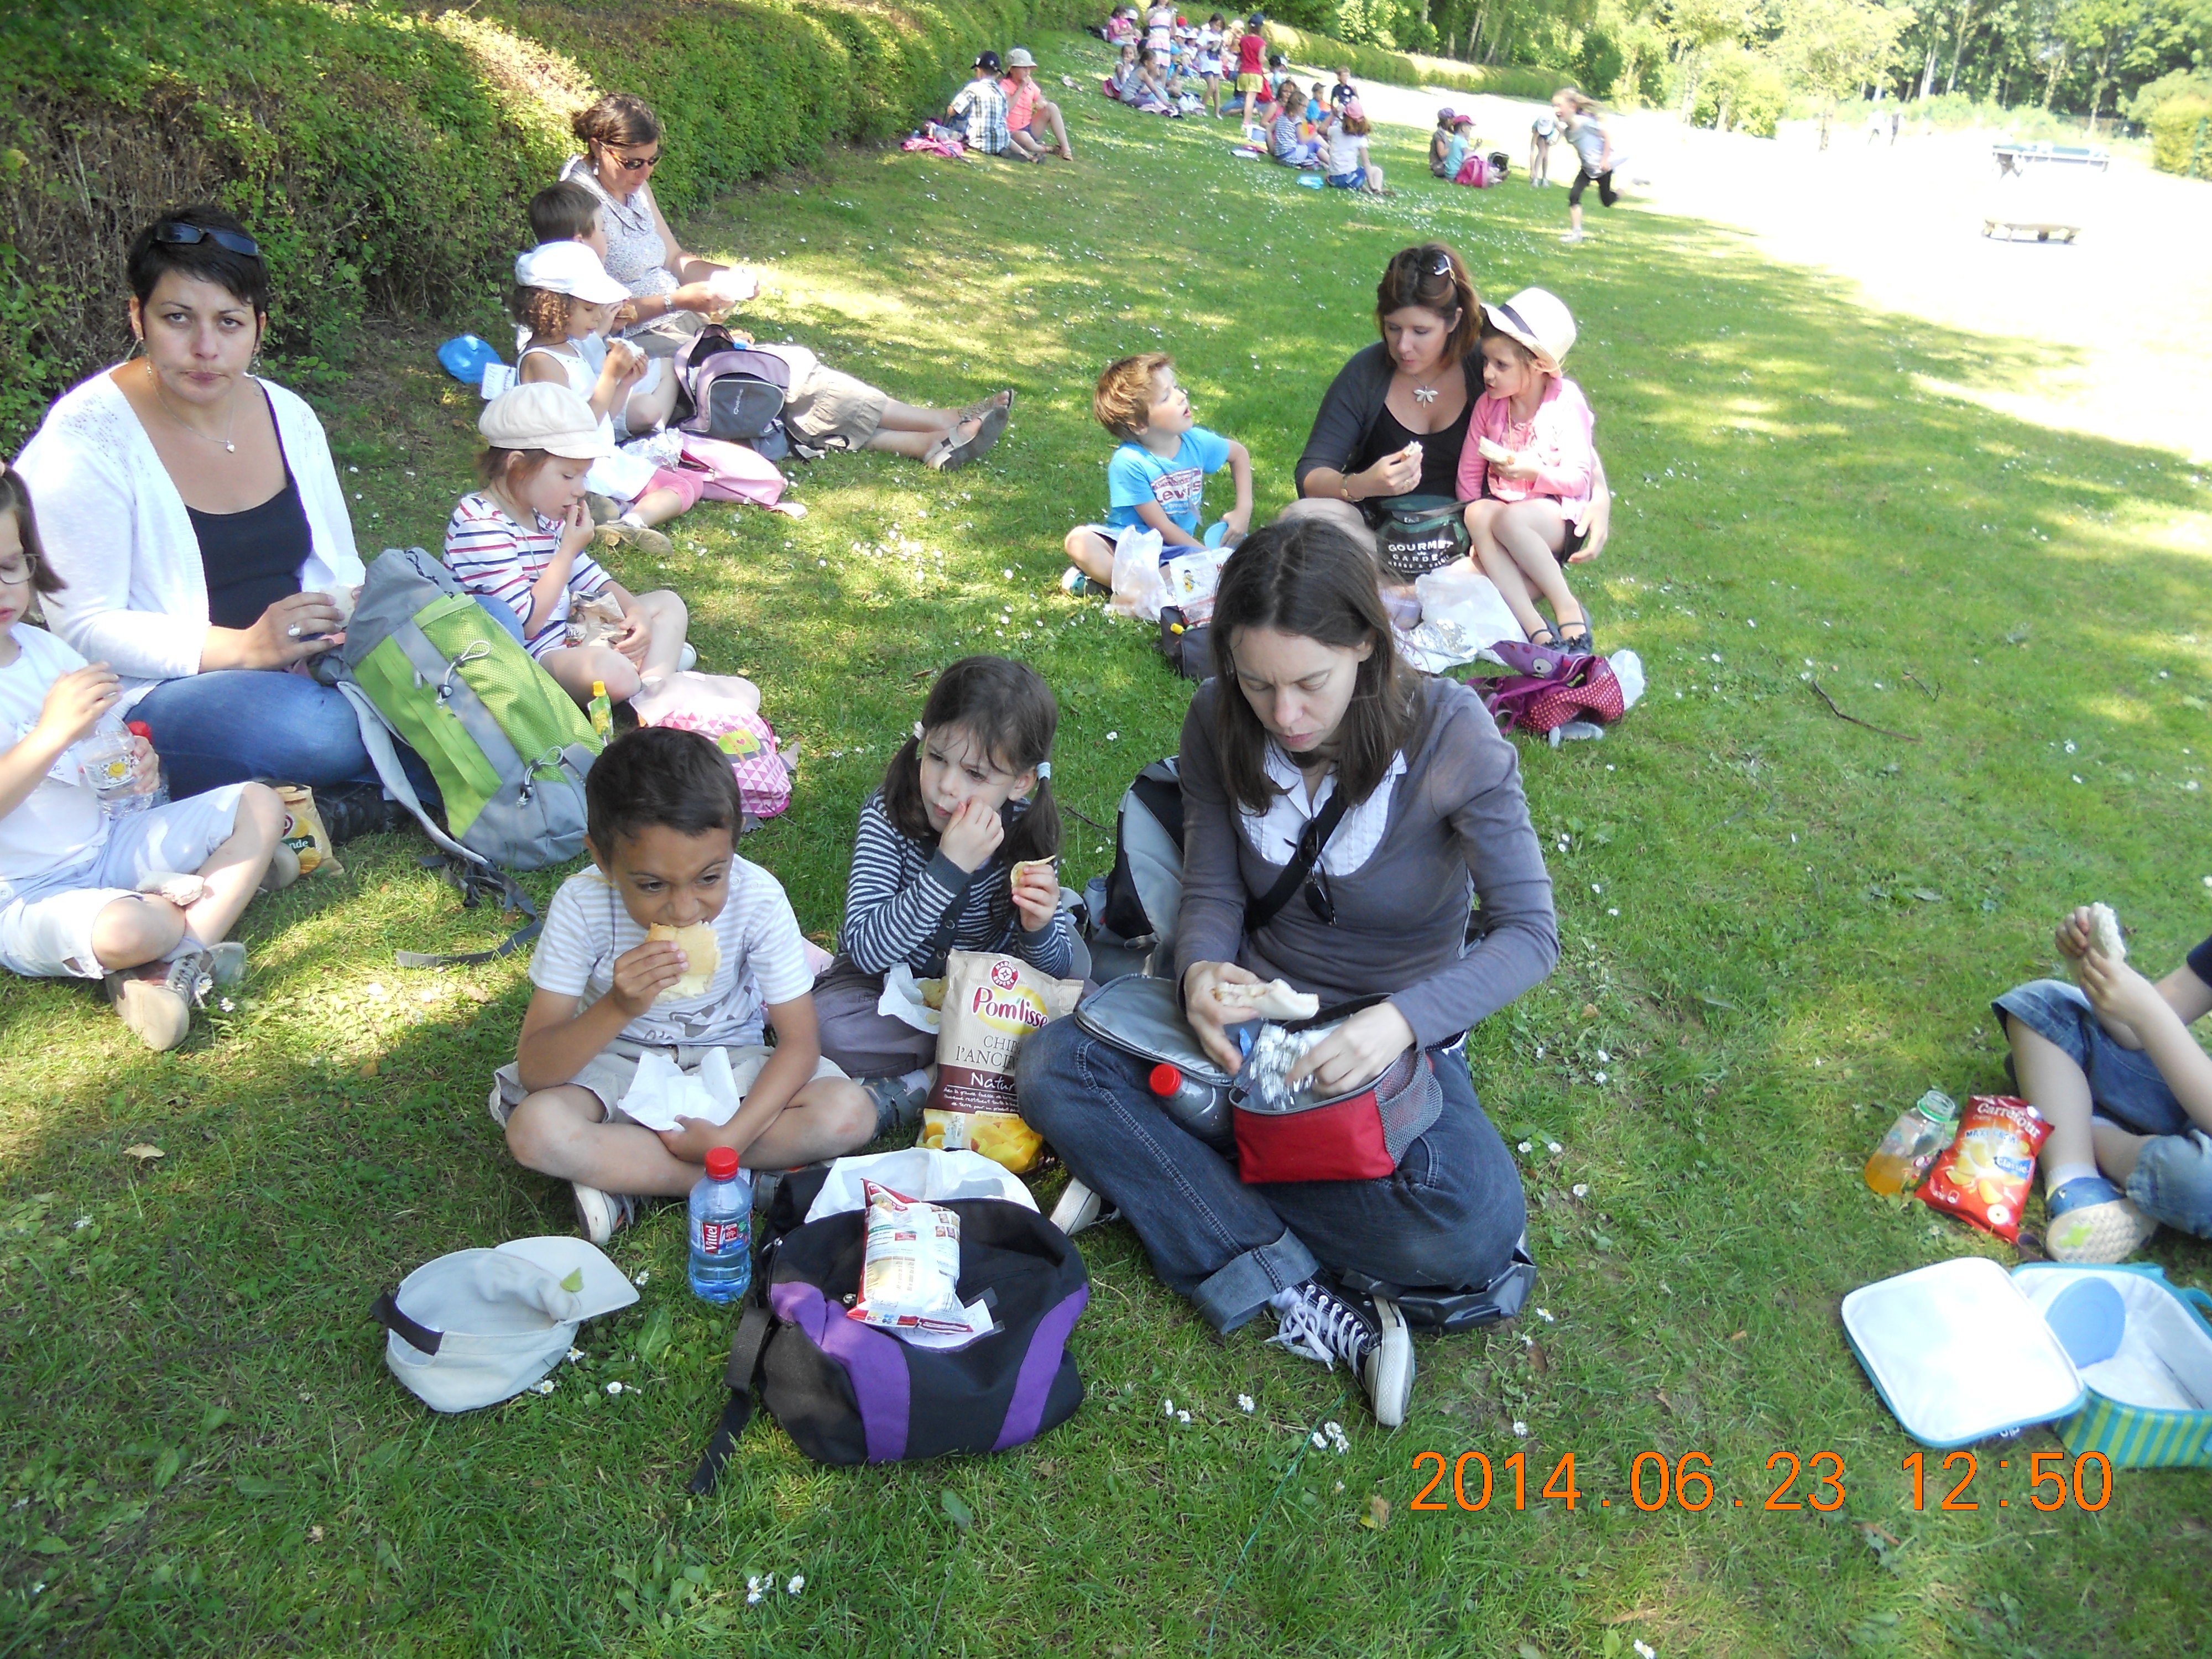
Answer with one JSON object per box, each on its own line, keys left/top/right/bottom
{"left": 1406, "top": 365, "right": 1451, "bottom": 405}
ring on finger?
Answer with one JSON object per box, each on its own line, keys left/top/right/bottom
{"left": 286, "top": 624, "right": 301, "bottom": 638}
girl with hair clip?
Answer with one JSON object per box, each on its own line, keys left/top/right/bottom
{"left": 1016, "top": 517, "right": 1555, "bottom": 1427}
{"left": 810, "top": 656, "right": 1084, "bottom": 1133}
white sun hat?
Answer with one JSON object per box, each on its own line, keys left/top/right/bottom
{"left": 374, "top": 1236, "right": 639, "bottom": 1412}
{"left": 1483, "top": 287, "right": 1578, "bottom": 375}
{"left": 514, "top": 239, "right": 630, "bottom": 305}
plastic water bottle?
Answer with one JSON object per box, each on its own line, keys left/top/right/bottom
{"left": 687, "top": 1146, "right": 753, "bottom": 1304}
{"left": 125, "top": 722, "right": 169, "bottom": 812}
{"left": 1864, "top": 1090, "right": 1960, "bottom": 1196}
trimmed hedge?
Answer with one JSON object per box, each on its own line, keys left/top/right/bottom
{"left": 1262, "top": 24, "right": 1566, "bottom": 102}
{"left": 0, "top": 0, "right": 1090, "bottom": 447}
{"left": 2148, "top": 98, "right": 2212, "bottom": 177}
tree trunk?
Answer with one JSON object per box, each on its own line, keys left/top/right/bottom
{"left": 1819, "top": 106, "right": 1832, "bottom": 148}
{"left": 1947, "top": 0, "right": 1975, "bottom": 93}
{"left": 1919, "top": 44, "right": 1937, "bottom": 100}
{"left": 1718, "top": 88, "right": 1734, "bottom": 131}
{"left": 2042, "top": 48, "right": 2066, "bottom": 109}
{"left": 1680, "top": 52, "right": 1703, "bottom": 121}
{"left": 2088, "top": 69, "right": 2110, "bottom": 133}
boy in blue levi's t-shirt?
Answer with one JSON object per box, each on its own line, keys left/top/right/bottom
{"left": 1062, "top": 352, "right": 1251, "bottom": 590}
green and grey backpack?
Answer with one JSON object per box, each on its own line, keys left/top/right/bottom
{"left": 334, "top": 546, "right": 603, "bottom": 962}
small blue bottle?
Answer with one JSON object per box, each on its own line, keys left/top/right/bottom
{"left": 687, "top": 1146, "right": 753, "bottom": 1305}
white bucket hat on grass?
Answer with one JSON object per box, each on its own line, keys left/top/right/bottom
{"left": 1483, "top": 286, "right": 1578, "bottom": 375}
{"left": 374, "top": 1236, "right": 639, "bottom": 1412}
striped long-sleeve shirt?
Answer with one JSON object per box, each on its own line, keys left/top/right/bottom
{"left": 838, "top": 790, "right": 1077, "bottom": 979}
{"left": 442, "top": 492, "right": 612, "bottom": 660}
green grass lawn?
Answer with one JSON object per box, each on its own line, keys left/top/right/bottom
{"left": 6, "top": 32, "right": 2212, "bottom": 1655}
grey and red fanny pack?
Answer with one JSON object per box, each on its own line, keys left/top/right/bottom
{"left": 1075, "top": 977, "right": 1439, "bottom": 1184}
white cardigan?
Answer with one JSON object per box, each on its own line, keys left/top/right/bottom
{"left": 16, "top": 369, "right": 364, "bottom": 698}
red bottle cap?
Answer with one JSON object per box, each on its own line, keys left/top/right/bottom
{"left": 127, "top": 721, "right": 151, "bottom": 739}
{"left": 704, "top": 1146, "right": 741, "bottom": 1180}
{"left": 1149, "top": 1062, "right": 1182, "bottom": 1096}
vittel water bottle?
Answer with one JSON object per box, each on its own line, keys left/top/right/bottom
{"left": 687, "top": 1145, "right": 753, "bottom": 1305}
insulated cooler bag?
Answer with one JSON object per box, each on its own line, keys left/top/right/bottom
{"left": 1843, "top": 1256, "right": 2212, "bottom": 1466}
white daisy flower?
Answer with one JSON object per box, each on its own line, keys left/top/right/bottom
{"left": 1238, "top": 1394, "right": 1255, "bottom": 1413}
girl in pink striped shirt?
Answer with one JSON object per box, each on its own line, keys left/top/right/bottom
{"left": 1455, "top": 288, "right": 1599, "bottom": 653}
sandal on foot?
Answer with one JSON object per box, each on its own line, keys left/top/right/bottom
{"left": 1556, "top": 618, "right": 1595, "bottom": 655}
{"left": 926, "top": 401, "right": 1010, "bottom": 472}
{"left": 2045, "top": 1175, "right": 2158, "bottom": 1263}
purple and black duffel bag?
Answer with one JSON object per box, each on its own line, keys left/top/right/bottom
{"left": 690, "top": 1166, "right": 1088, "bottom": 1485}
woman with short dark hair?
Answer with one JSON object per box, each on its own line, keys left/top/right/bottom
{"left": 15, "top": 206, "right": 409, "bottom": 825}
{"left": 1016, "top": 516, "right": 1555, "bottom": 1425}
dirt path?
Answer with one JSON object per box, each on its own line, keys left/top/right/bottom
{"left": 1327, "top": 71, "right": 2212, "bottom": 464}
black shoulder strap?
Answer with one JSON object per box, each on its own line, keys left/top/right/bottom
{"left": 688, "top": 1297, "right": 774, "bottom": 1495}
{"left": 393, "top": 856, "right": 542, "bottom": 969}
{"left": 1245, "top": 787, "right": 1351, "bottom": 935}
{"left": 369, "top": 1291, "right": 442, "bottom": 1356}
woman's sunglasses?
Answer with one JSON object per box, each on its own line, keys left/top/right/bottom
{"left": 154, "top": 221, "right": 262, "bottom": 258}
{"left": 611, "top": 149, "right": 663, "bottom": 172}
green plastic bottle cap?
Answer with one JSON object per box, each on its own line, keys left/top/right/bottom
{"left": 1915, "top": 1089, "right": 1958, "bottom": 1122}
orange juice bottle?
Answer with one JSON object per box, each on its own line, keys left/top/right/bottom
{"left": 1864, "top": 1091, "right": 1959, "bottom": 1195}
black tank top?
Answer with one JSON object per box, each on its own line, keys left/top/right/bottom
{"left": 189, "top": 413, "right": 314, "bottom": 630}
{"left": 1358, "top": 399, "right": 1473, "bottom": 502}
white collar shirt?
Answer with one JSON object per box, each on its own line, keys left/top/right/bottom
{"left": 1239, "top": 744, "right": 1407, "bottom": 878}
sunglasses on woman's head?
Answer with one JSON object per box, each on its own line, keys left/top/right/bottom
{"left": 154, "top": 221, "right": 261, "bottom": 258}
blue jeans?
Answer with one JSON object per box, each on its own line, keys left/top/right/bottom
{"left": 133, "top": 669, "right": 435, "bottom": 804}
{"left": 1995, "top": 978, "right": 2212, "bottom": 1237}
{"left": 1016, "top": 1018, "right": 1527, "bottom": 1332}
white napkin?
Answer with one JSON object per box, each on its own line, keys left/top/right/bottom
{"left": 804, "top": 1147, "right": 1038, "bottom": 1225}
{"left": 617, "top": 1047, "right": 744, "bottom": 1133}
{"left": 877, "top": 965, "right": 941, "bottom": 1035}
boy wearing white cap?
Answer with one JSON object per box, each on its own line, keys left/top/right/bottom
{"left": 1000, "top": 48, "right": 1075, "bottom": 159}
{"left": 1455, "top": 288, "right": 1601, "bottom": 654}
{"left": 511, "top": 241, "right": 703, "bottom": 558}
{"left": 444, "top": 384, "right": 700, "bottom": 709}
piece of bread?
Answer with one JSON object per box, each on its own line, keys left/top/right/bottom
{"left": 648, "top": 922, "right": 719, "bottom": 1001}
{"left": 2086, "top": 902, "right": 2125, "bottom": 962}
{"left": 1477, "top": 436, "right": 1513, "bottom": 465}
{"left": 1211, "top": 978, "right": 1321, "bottom": 1021}
{"left": 1012, "top": 857, "right": 1058, "bottom": 886}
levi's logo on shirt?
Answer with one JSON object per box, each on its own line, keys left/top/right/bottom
{"left": 1149, "top": 465, "right": 1205, "bottom": 511}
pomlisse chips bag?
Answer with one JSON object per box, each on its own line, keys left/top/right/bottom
{"left": 921, "top": 951, "right": 1082, "bottom": 1173}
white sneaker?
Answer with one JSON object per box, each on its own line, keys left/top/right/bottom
{"left": 1560, "top": 230, "right": 1587, "bottom": 244}
{"left": 2045, "top": 1177, "right": 2158, "bottom": 1264}
{"left": 572, "top": 1183, "right": 640, "bottom": 1246}
{"left": 1269, "top": 1278, "right": 1415, "bottom": 1427}
{"left": 103, "top": 950, "right": 211, "bottom": 1052}
{"left": 1049, "top": 1178, "right": 1105, "bottom": 1237}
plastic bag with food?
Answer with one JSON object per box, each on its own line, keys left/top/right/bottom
{"left": 1919, "top": 1095, "right": 2051, "bottom": 1243}
{"left": 847, "top": 1180, "right": 994, "bottom": 1348}
{"left": 921, "top": 950, "right": 1083, "bottom": 1173}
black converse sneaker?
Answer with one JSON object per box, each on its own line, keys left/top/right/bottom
{"left": 1267, "top": 1277, "right": 1415, "bottom": 1427}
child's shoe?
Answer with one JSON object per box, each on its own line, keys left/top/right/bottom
{"left": 1060, "top": 566, "right": 1107, "bottom": 597}
{"left": 572, "top": 1182, "right": 640, "bottom": 1246}
{"left": 103, "top": 950, "right": 211, "bottom": 1052}
{"left": 1267, "top": 1276, "right": 1414, "bottom": 1426}
{"left": 259, "top": 840, "right": 300, "bottom": 892}
{"left": 596, "top": 518, "right": 674, "bottom": 559}
{"left": 2044, "top": 1176, "right": 2158, "bottom": 1263}
{"left": 586, "top": 493, "right": 621, "bottom": 525}
{"left": 206, "top": 941, "right": 247, "bottom": 987}
{"left": 863, "top": 1074, "right": 928, "bottom": 1140}
{"left": 1047, "top": 1177, "right": 1108, "bottom": 1237}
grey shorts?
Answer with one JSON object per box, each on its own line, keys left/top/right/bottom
{"left": 1995, "top": 978, "right": 2212, "bottom": 1237}
{"left": 491, "top": 1040, "right": 847, "bottom": 1126}
{"left": 0, "top": 786, "right": 247, "bottom": 979}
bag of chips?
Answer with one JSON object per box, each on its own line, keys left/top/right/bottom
{"left": 274, "top": 784, "right": 340, "bottom": 877}
{"left": 1919, "top": 1095, "right": 2051, "bottom": 1243}
{"left": 848, "top": 1181, "right": 992, "bottom": 1347}
{"left": 921, "top": 950, "right": 1083, "bottom": 1174}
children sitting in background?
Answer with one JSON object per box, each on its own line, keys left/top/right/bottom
{"left": 512, "top": 242, "right": 703, "bottom": 556}
{"left": 1440, "top": 113, "right": 1478, "bottom": 182}
{"left": 1104, "top": 4, "right": 1136, "bottom": 44}
{"left": 494, "top": 726, "right": 874, "bottom": 1244}
{"left": 1325, "top": 111, "right": 1385, "bottom": 193}
{"left": 0, "top": 466, "right": 289, "bottom": 1051}
{"left": 525, "top": 183, "right": 680, "bottom": 440}
{"left": 445, "top": 384, "right": 695, "bottom": 707}
{"left": 1455, "top": 289, "right": 1598, "bottom": 653}
{"left": 1430, "top": 108, "right": 1458, "bottom": 176}
{"left": 948, "top": 51, "right": 1015, "bottom": 156}
{"left": 810, "top": 656, "right": 1079, "bottom": 1128}
{"left": 1001, "top": 48, "right": 1076, "bottom": 159}
{"left": 1269, "top": 93, "right": 1321, "bottom": 167}
{"left": 1062, "top": 352, "right": 1251, "bottom": 588}
{"left": 1994, "top": 906, "right": 2212, "bottom": 1263}
{"left": 1126, "top": 48, "right": 1177, "bottom": 114}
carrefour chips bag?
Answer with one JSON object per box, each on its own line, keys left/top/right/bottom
{"left": 921, "top": 950, "right": 1082, "bottom": 1173}
{"left": 1919, "top": 1095, "right": 2051, "bottom": 1243}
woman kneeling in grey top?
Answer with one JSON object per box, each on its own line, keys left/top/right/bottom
{"left": 1016, "top": 516, "right": 1556, "bottom": 1425}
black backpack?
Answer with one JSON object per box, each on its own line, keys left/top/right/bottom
{"left": 690, "top": 1167, "right": 1089, "bottom": 1483}
{"left": 672, "top": 324, "right": 792, "bottom": 460}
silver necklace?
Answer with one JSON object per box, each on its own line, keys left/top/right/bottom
{"left": 145, "top": 360, "right": 239, "bottom": 452}
{"left": 1404, "top": 364, "right": 1452, "bottom": 405}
